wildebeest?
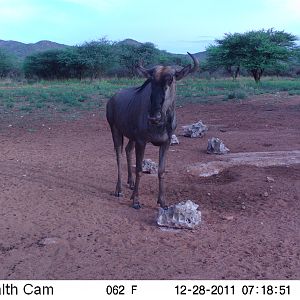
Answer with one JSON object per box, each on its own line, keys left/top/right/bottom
{"left": 106, "top": 52, "right": 199, "bottom": 209}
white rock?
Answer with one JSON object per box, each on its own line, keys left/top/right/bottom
{"left": 170, "top": 134, "right": 179, "bottom": 145}
{"left": 266, "top": 176, "right": 275, "bottom": 183}
{"left": 157, "top": 200, "right": 201, "bottom": 229}
{"left": 142, "top": 159, "right": 158, "bottom": 174}
{"left": 207, "top": 137, "right": 230, "bottom": 154}
{"left": 182, "top": 120, "right": 208, "bottom": 138}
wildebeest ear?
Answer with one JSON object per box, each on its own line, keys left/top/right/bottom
{"left": 136, "top": 66, "right": 154, "bottom": 79}
{"left": 175, "top": 64, "right": 192, "bottom": 81}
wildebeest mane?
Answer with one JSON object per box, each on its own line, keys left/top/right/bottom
{"left": 136, "top": 78, "right": 151, "bottom": 92}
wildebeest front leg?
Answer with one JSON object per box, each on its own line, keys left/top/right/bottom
{"left": 125, "top": 140, "right": 135, "bottom": 189}
{"left": 157, "top": 142, "right": 169, "bottom": 209}
{"left": 111, "top": 126, "right": 123, "bottom": 197}
{"left": 131, "top": 142, "right": 146, "bottom": 209}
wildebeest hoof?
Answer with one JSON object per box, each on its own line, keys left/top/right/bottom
{"left": 132, "top": 203, "right": 141, "bottom": 209}
{"left": 157, "top": 200, "right": 168, "bottom": 210}
{"left": 127, "top": 182, "right": 135, "bottom": 190}
{"left": 114, "top": 191, "right": 124, "bottom": 197}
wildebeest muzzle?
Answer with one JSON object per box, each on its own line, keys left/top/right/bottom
{"left": 148, "top": 111, "right": 162, "bottom": 124}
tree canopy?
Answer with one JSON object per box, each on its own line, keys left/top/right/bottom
{"left": 206, "top": 29, "right": 298, "bottom": 82}
{"left": 0, "top": 49, "right": 15, "bottom": 78}
{"left": 22, "top": 38, "right": 187, "bottom": 80}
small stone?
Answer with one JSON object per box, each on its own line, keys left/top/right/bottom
{"left": 222, "top": 215, "right": 234, "bottom": 221}
{"left": 170, "top": 134, "right": 179, "bottom": 145}
{"left": 157, "top": 200, "right": 201, "bottom": 229}
{"left": 263, "top": 192, "right": 269, "bottom": 197}
{"left": 39, "top": 237, "right": 59, "bottom": 245}
{"left": 182, "top": 120, "right": 208, "bottom": 138}
{"left": 266, "top": 176, "right": 275, "bottom": 183}
{"left": 207, "top": 137, "right": 230, "bottom": 155}
{"left": 207, "top": 192, "right": 211, "bottom": 196}
{"left": 142, "top": 159, "right": 158, "bottom": 174}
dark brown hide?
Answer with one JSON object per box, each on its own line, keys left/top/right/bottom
{"left": 106, "top": 53, "right": 199, "bottom": 209}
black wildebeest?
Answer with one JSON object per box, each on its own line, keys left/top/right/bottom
{"left": 106, "top": 52, "right": 199, "bottom": 209}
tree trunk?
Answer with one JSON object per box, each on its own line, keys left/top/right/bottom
{"left": 234, "top": 66, "right": 240, "bottom": 79}
{"left": 251, "top": 68, "right": 263, "bottom": 83}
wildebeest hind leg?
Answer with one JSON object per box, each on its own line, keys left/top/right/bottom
{"left": 111, "top": 126, "right": 123, "bottom": 197}
{"left": 125, "top": 140, "right": 135, "bottom": 189}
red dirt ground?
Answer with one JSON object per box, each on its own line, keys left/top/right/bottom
{"left": 0, "top": 93, "right": 299, "bottom": 279}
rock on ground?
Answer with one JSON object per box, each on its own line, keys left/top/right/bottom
{"left": 170, "top": 134, "right": 179, "bottom": 145}
{"left": 207, "top": 137, "right": 230, "bottom": 154}
{"left": 182, "top": 120, "right": 208, "bottom": 138}
{"left": 142, "top": 159, "right": 158, "bottom": 174}
{"left": 157, "top": 200, "right": 201, "bottom": 229}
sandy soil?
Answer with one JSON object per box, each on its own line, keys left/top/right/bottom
{"left": 0, "top": 93, "right": 299, "bottom": 279}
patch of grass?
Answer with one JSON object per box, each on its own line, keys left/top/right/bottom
{"left": 288, "top": 90, "right": 300, "bottom": 96}
{"left": 176, "top": 77, "right": 300, "bottom": 104}
{"left": 19, "top": 105, "right": 33, "bottom": 112}
{"left": 225, "top": 90, "right": 248, "bottom": 100}
{"left": 5, "top": 102, "right": 14, "bottom": 109}
{"left": 1, "top": 77, "right": 300, "bottom": 114}
{"left": 0, "top": 79, "right": 104, "bottom": 114}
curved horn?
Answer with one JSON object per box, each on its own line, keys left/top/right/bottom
{"left": 136, "top": 65, "right": 154, "bottom": 79}
{"left": 187, "top": 52, "right": 199, "bottom": 73}
{"left": 175, "top": 52, "right": 199, "bottom": 80}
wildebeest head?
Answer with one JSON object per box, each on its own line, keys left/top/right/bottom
{"left": 137, "top": 52, "right": 199, "bottom": 124}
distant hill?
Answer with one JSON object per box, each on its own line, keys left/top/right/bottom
{"left": 0, "top": 38, "right": 207, "bottom": 62}
{"left": 193, "top": 51, "right": 207, "bottom": 61}
{"left": 117, "top": 39, "right": 207, "bottom": 62}
{"left": 117, "top": 38, "right": 142, "bottom": 47}
{"left": 0, "top": 40, "right": 69, "bottom": 59}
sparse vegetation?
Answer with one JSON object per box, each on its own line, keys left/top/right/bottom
{"left": 1, "top": 77, "right": 300, "bottom": 115}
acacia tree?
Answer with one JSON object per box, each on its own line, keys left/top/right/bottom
{"left": 117, "top": 42, "right": 160, "bottom": 76}
{"left": 23, "top": 49, "right": 67, "bottom": 79}
{"left": 23, "top": 39, "right": 117, "bottom": 80}
{"left": 206, "top": 33, "right": 245, "bottom": 79}
{"left": 206, "top": 29, "right": 298, "bottom": 82}
{"left": 0, "top": 49, "right": 14, "bottom": 78}
{"left": 77, "top": 38, "right": 116, "bottom": 79}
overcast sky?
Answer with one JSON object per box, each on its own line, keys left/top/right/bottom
{"left": 0, "top": 0, "right": 299, "bottom": 53}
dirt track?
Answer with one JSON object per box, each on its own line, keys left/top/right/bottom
{"left": 0, "top": 93, "right": 300, "bottom": 279}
